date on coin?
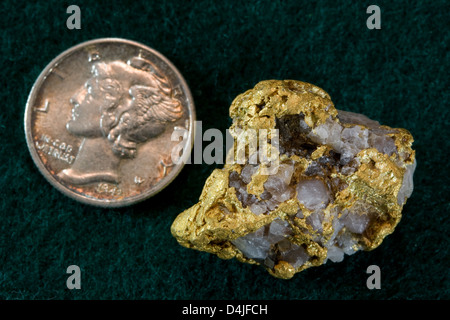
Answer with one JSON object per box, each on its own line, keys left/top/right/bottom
{"left": 24, "top": 38, "right": 195, "bottom": 207}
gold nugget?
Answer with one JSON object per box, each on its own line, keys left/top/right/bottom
{"left": 171, "top": 80, "right": 416, "bottom": 279}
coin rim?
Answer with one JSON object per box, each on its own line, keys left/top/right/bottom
{"left": 24, "top": 38, "right": 196, "bottom": 207}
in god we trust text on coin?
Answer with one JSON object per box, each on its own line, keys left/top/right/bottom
{"left": 24, "top": 38, "right": 195, "bottom": 207}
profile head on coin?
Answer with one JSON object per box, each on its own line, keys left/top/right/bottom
{"left": 59, "top": 57, "right": 184, "bottom": 185}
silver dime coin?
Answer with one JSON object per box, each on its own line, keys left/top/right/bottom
{"left": 24, "top": 38, "right": 195, "bottom": 207}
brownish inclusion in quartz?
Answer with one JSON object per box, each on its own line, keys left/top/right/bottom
{"left": 171, "top": 80, "right": 416, "bottom": 279}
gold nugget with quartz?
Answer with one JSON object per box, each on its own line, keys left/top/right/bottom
{"left": 171, "top": 80, "right": 416, "bottom": 279}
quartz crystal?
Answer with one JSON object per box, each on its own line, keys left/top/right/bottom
{"left": 171, "top": 80, "right": 416, "bottom": 279}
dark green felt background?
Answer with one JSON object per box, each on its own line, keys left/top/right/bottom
{"left": 1, "top": 0, "right": 448, "bottom": 300}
